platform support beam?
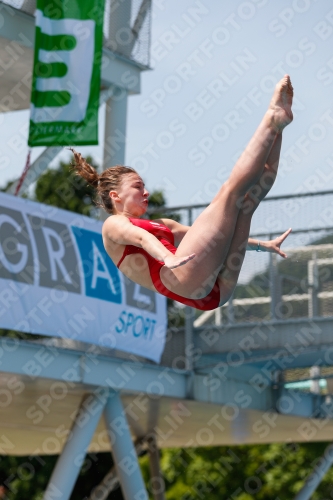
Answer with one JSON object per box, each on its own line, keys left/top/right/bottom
{"left": 7, "top": 146, "right": 62, "bottom": 196}
{"left": 42, "top": 390, "right": 107, "bottom": 500}
{"left": 104, "top": 390, "right": 148, "bottom": 500}
{"left": 103, "top": 88, "right": 128, "bottom": 168}
{"left": 102, "top": 0, "right": 130, "bottom": 170}
{"left": 147, "top": 434, "right": 166, "bottom": 500}
{"left": 294, "top": 443, "right": 333, "bottom": 500}
{"left": 87, "top": 439, "right": 146, "bottom": 500}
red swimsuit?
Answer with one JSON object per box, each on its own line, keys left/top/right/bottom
{"left": 117, "top": 218, "right": 220, "bottom": 311}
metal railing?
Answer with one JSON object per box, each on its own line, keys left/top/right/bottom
{"left": 147, "top": 189, "right": 333, "bottom": 229}
{"left": 194, "top": 244, "right": 333, "bottom": 327}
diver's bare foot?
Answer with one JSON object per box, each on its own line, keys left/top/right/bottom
{"left": 268, "top": 75, "right": 293, "bottom": 132}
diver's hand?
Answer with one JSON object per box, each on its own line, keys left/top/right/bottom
{"left": 262, "top": 228, "right": 292, "bottom": 258}
{"left": 164, "top": 253, "right": 196, "bottom": 269}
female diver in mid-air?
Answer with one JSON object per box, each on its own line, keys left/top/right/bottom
{"left": 72, "top": 75, "right": 293, "bottom": 311}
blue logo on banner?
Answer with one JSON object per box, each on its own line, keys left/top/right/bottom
{"left": 72, "top": 227, "right": 122, "bottom": 303}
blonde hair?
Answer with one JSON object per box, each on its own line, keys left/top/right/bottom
{"left": 70, "top": 149, "right": 137, "bottom": 214}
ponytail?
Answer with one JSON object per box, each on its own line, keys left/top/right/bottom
{"left": 70, "top": 148, "right": 99, "bottom": 188}
{"left": 70, "top": 149, "right": 138, "bottom": 214}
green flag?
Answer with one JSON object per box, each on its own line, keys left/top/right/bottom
{"left": 28, "top": 0, "right": 105, "bottom": 147}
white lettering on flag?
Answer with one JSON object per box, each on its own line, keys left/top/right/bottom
{"left": 42, "top": 227, "right": 72, "bottom": 284}
{"left": 0, "top": 215, "right": 28, "bottom": 274}
{"left": 133, "top": 284, "right": 151, "bottom": 305}
{"left": 31, "top": 10, "right": 95, "bottom": 123}
{"left": 91, "top": 241, "right": 117, "bottom": 294}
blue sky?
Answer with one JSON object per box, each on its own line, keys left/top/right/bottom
{"left": 1, "top": 0, "right": 333, "bottom": 210}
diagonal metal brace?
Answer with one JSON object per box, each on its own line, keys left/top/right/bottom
{"left": 294, "top": 443, "right": 333, "bottom": 500}
{"left": 87, "top": 438, "right": 146, "bottom": 500}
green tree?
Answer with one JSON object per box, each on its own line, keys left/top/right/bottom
{"left": 139, "top": 443, "right": 333, "bottom": 500}
{"left": 147, "top": 190, "right": 181, "bottom": 222}
{"left": 33, "top": 156, "right": 97, "bottom": 216}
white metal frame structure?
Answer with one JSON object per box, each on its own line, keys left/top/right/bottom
{"left": 194, "top": 244, "right": 333, "bottom": 327}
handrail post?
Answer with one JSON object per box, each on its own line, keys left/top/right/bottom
{"left": 188, "top": 207, "right": 192, "bottom": 226}
{"left": 185, "top": 306, "right": 195, "bottom": 399}
{"left": 269, "top": 237, "right": 277, "bottom": 320}
{"left": 215, "top": 307, "right": 222, "bottom": 326}
{"left": 227, "top": 294, "right": 234, "bottom": 324}
{"left": 183, "top": 207, "right": 194, "bottom": 398}
{"left": 310, "top": 365, "right": 321, "bottom": 395}
{"left": 308, "top": 251, "right": 319, "bottom": 318}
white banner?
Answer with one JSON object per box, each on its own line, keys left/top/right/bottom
{"left": 0, "top": 194, "right": 167, "bottom": 363}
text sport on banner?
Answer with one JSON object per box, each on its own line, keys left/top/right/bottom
{"left": 0, "top": 193, "right": 167, "bottom": 363}
{"left": 28, "top": 0, "right": 105, "bottom": 147}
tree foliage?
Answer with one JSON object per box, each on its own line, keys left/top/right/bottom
{"left": 33, "top": 156, "right": 98, "bottom": 216}
{"left": 147, "top": 190, "right": 181, "bottom": 222}
{"left": 140, "top": 443, "right": 333, "bottom": 500}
